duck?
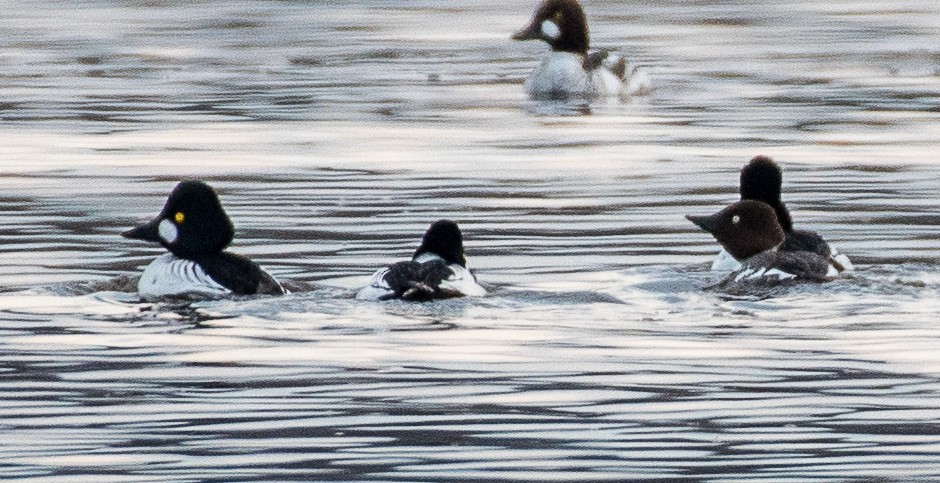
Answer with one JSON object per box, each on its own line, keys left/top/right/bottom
{"left": 356, "top": 219, "right": 485, "bottom": 301}
{"left": 688, "top": 200, "right": 840, "bottom": 288}
{"left": 711, "top": 155, "right": 854, "bottom": 273}
{"left": 122, "top": 180, "right": 285, "bottom": 301}
{"left": 512, "top": 0, "right": 651, "bottom": 100}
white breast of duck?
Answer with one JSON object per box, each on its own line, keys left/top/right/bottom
{"left": 526, "top": 51, "right": 650, "bottom": 100}
{"left": 711, "top": 248, "right": 743, "bottom": 272}
{"left": 138, "top": 253, "right": 231, "bottom": 301}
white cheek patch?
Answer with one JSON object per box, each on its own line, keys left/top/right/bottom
{"left": 158, "top": 218, "right": 178, "bottom": 244}
{"left": 541, "top": 20, "right": 560, "bottom": 40}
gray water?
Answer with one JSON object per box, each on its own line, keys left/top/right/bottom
{"left": 2, "top": 0, "right": 940, "bottom": 480}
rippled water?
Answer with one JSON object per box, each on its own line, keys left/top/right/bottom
{"left": 2, "top": 0, "right": 940, "bottom": 480}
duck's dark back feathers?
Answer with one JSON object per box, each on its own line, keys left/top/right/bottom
{"left": 195, "top": 252, "right": 284, "bottom": 296}
{"left": 380, "top": 259, "right": 456, "bottom": 301}
{"left": 781, "top": 229, "right": 830, "bottom": 257}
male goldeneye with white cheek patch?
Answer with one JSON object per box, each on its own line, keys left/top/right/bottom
{"left": 356, "top": 219, "right": 485, "bottom": 301}
{"left": 711, "top": 155, "right": 853, "bottom": 273}
{"left": 123, "top": 180, "right": 285, "bottom": 301}
{"left": 512, "top": 0, "right": 651, "bottom": 100}
{"left": 688, "top": 200, "right": 840, "bottom": 288}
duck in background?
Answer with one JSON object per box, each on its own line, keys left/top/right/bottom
{"left": 711, "top": 155, "right": 853, "bottom": 274}
{"left": 688, "top": 200, "right": 841, "bottom": 288}
{"left": 123, "top": 180, "right": 285, "bottom": 301}
{"left": 356, "top": 219, "right": 485, "bottom": 301}
{"left": 512, "top": 0, "right": 651, "bottom": 100}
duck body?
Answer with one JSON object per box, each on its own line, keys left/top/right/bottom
{"left": 356, "top": 220, "right": 485, "bottom": 302}
{"left": 723, "top": 247, "right": 838, "bottom": 287}
{"left": 357, "top": 252, "right": 485, "bottom": 302}
{"left": 136, "top": 252, "right": 284, "bottom": 301}
{"left": 712, "top": 229, "right": 850, "bottom": 273}
{"left": 524, "top": 51, "right": 650, "bottom": 99}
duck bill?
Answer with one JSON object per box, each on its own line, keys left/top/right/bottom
{"left": 685, "top": 213, "right": 719, "bottom": 234}
{"left": 512, "top": 23, "right": 540, "bottom": 41}
{"left": 122, "top": 219, "right": 160, "bottom": 242}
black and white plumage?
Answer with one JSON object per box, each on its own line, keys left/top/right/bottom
{"left": 511, "top": 0, "right": 651, "bottom": 100}
{"left": 688, "top": 200, "right": 839, "bottom": 288}
{"left": 729, "top": 249, "right": 837, "bottom": 286}
{"left": 712, "top": 156, "right": 853, "bottom": 273}
{"left": 356, "top": 220, "right": 485, "bottom": 301}
{"left": 123, "top": 180, "right": 285, "bottom": 301}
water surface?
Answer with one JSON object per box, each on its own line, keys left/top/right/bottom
{"left": 1, "top": 0, "right": 940, "bottom": 480}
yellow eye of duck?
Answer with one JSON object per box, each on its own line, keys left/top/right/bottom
{"left": 174, "top": 212, "right": 185, "bottom": 224}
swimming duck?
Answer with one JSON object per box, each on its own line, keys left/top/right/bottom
{"left": 356, "top": 219, "right": 485, "bottom": 301}
{"left": 123, "top": 180, "right": 285, "bottom": 300}
{"left": 512, "top": 0, "right": 651, "bottom": 100}
{"left": 688, "top": 200, "right": 840, "bottom": 287}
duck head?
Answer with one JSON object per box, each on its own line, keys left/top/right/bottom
{"left": 686, "top": 200, "right": 785, "bottom": 260}
{"left": 512, "top": 0, "right": 590, "bottom": 55}
{"left": 123, "top": 180, "right": 235, "bottom": 260}
{"left": 414, "top": 219, "right": 468, "bottom": 267}
{"left": 739, "top": 155, "right": 793, "bottom": 232}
